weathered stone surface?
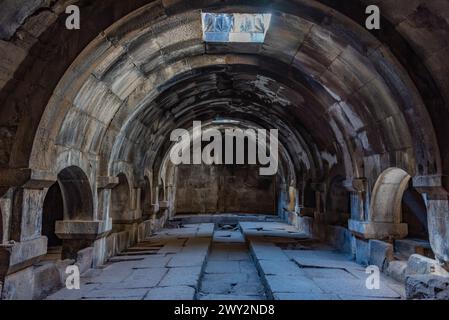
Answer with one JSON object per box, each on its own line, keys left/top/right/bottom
{"left": 349, "top": 220, "right": 408, "bottom": 240}
{"left": 1, "top": 267, "right": 34, "bottom": 300}
{"left": 369, "top": 240, "right": 393, "bottom": 271}
{"left": 159, "top": 266, "right": 202, "bottom": 287}
{"left": 326, "top": 225, "right": 354, "bottom": 255}
{"left": 0, "top": 236, "right": 47, "bottom": 274}
{"left": 167, "top": 252, "right": 207, "bottom": 267}
{"left": 266, "top": 275, "right": 323, "bottom": 294}
{"left": 32, "top": 263, "right": 62, "bottom": 300}
{"left": 0, "top": 0, "right": 47, "bottom": 39}
{"left": 205, "top": 260, "right": 240, "bottom": 274}
{"left": 2, "top": 0, "right": 449, "bottom": 301}
{"left": 273, "top": 292, "right": 341, "bottom": 300}
{"left": 198, "top": 228, "right": 266, "bottom": 300}
{"left": 313, "top": 278, "right": 401, "bottom": 299}
{"left": 386, "top": 261, "right": 408, "bottom": 283}
{"left": 257, "top": 259, "right": 304, "bottom": 276}
{"left": 355, "top": 238, "right": 370, "bottom": 266}
{"left": 75, "top": 247, "right": 94, "bottom": 274}
{"left": 406, "top": 254, "right": 449, "bottom": 276}
{"left": 55, "top": 220, "right": 112, "bottom": 240}
{"left": 144, "top": 286, "right": 195, "bottom": 300}
{"left": 405, "top": 274, "right": 449, "bottom": 300}
{"left": 394, "top": 238, "right": 433, "bottom": 259}
{"left": 83, "top": 287, "right": 148, "bottom": 299}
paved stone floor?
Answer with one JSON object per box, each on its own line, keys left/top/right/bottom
{"left": 46, "top": 220, "right": 405, "bottom": 300}
{"left": 46, "top": 223, "right": 214, "bottom": 300}
{"left": 240, "top": 222, "right": 405, "bottom": 300}
{"left": 197, "top": 224, "right": 267, "bottom": 300}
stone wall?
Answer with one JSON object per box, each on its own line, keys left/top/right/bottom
{"left": 175, "top": 164, "right": 276, "bottom": 215}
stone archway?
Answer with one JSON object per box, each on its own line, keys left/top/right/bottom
{"left": 50, "top": 166, "right": 95, "bottom": 259}
{"left": 349, "top": 168, "right": 411, "bottom": 240}
{"left": 370, "top": 168, "right": 412, "bottom": 225}
{"left": 57, "top": 166, "right": 94, "bottom": 221}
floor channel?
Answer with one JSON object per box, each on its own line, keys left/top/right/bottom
{"left": 197, "top": 224, "right": 267, "bottom": 300}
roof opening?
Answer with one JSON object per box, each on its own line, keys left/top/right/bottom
{"left": 201, "top": 13, "right": 272, "bottom": 43}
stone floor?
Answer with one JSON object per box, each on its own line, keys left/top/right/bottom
{"left": 46, "top": 223, "right": 214, "bottom": 300}
{"left": 46, "top": 220, "right": 405, "bottom": 300}
{"left": 241, "top": 222, "right": 405, "bottom": 300}
{"left": 197, "top": 224, "right": 267, "bottom": 300}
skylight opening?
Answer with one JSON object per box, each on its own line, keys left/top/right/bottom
{"left": 201, "top": 13, "right": 272, "bottom": 43}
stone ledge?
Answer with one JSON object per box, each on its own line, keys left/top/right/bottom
{"left": 0, "top": 236, "right": 47, "bottom": 276}
{"left": 97, "top": 176, "right": 119, "bottom": 189}
{"left": 348, "top": 219, "right": 408, "bottom": 240}
{"left": 55, "top": 219, "right": 112, "bottom": 240}
{"left": 412, "top": 175, "right": 448, "bottom": 197}
{"left": 159, "top": 201, "right": 169, "bottom": 209}
{"left": 112, "top": 217, "right": 142, "bottom": 225}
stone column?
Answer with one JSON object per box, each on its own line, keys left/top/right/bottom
{"left": 0, "top": 172, "right": 55, "bottom": 294}
{"left": 6, "top": 184, "right": 52, "bottom": 253}
{"left": 311, "top": 182, "right": 325, "bottom": 224}
{"left": 414, "top": 175, "right": 449, "bottom": 267}
{"left": 97, "top": 176, "right": 119, "bottom": 221}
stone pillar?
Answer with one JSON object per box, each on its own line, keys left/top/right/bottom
{"left": 311, "top": 182, "right": 325, "bottom": 224}
{"left": 288, "top": 185, "right": 296, "bottom": 212}
{"left": 414, "top": 175, "right": 449, "bottom": 266}
{"left": 97, "top": 176, "right": 119, "bottom": 221}
{"left": 0, "top": 172, "right": 55, "bottom": 291}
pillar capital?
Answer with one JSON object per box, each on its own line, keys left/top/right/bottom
{"left": 97, "top": 176, "right": 119, "bottom": 189}
{"left": 413, "top": 175, "right": 448, "bottom": 197}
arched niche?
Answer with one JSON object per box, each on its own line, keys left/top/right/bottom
{"left": 370, "top": 168, "right": 411, "bottom": 224}
{"left": 110, "top": 173, "right": 131, "bottom": 222}
{"left": 58, "top": 166, "right": 94, "bottom": 221}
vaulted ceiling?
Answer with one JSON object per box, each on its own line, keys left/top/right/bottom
{"left": 0, "top": 0, "right": 448, "bottom": 190}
